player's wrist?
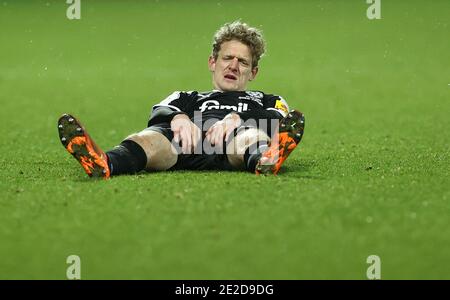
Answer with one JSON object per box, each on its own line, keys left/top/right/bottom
{"left": 172, "top": 113, "right": 190, "bottom": 121}
{"left": 224, "top": 112, "right": 242, "bottom": 124}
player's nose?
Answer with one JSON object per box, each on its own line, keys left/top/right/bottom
{"left": 228, "top": 58, "right": 239, "bottom": 72}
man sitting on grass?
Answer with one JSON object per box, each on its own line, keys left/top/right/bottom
{"left": 58, "top": 21, "right": 305, "bottom": 179}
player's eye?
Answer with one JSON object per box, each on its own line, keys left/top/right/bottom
{"left": 240, "top": 60, "right": 249, "bottom": 66}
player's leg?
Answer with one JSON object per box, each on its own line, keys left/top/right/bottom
{"left": 255, "top": 110, "right": 305, "bottom": 175}
{"left": 226, "top": 127, "right": 271, "bottom": 171}
{"left": 58, "top": 114, "right": 177, "bottom": 178}
{"left": 225, "top": 110, "right": 305, "bottom": 174}
{"left": 122, "top": 128, "right": 178, "bottom": 171}
{"left": 98, "top": 126, "right": 178, "bottom": 175}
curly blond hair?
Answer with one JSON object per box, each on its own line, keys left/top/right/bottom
{"left": 212, "top": 21, "right": 266, "bottom": 68}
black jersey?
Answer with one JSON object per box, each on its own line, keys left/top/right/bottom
{"left": 148, "top": 90, "right": 290, "bottom": 127}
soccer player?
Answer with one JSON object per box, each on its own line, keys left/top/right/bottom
{"left": 58, "top": 21, "right": 305, "bottom": 179}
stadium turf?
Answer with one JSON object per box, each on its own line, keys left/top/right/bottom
{"left": 0, "top": 0, "right": 449, "bottom": 279}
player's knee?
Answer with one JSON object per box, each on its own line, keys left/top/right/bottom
{"left": 226, "top": 128, "right": 270, "bottom": 169}
{"left": 125, "top": 130, "right": 177, "bottom": 171}
{"left": 228, "top": 128, "right": 269, "bottom": 155}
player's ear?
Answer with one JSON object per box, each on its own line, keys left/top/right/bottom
{"left": 249, "top": 66, "right": 259, "bottom": 81}
{"left": 208, "top": 55, "right": 216, "bottom": 72}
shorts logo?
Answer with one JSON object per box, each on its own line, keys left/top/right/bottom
{"left": 199, "top": 100, "right": 249, "bottom": 113}
{"left": 275, "top": 99, "right": 288, "bottom": 114}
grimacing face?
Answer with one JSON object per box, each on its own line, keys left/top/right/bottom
{"left": 208, "top": 40, "right": 258, "bottom": 92}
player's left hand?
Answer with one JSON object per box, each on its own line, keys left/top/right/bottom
{"left": 206, "top": 113, "right": 242, "bottom": 147}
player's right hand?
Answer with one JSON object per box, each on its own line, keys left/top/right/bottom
{"left": 170, "top": 114, "right": 201, "bottom": 154}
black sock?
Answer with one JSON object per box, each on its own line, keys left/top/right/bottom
{"left": 243, "top": 141, "right": 269, "bottom": 172}
{"left": 106, "top": 140, "right": 147, "bottom": 176}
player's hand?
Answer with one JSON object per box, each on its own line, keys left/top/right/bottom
{"left": 206, "top": 113, "right": 242, "bottom": 147}
{"left": 170, "top": 114, "right": 201, "bottom": 154}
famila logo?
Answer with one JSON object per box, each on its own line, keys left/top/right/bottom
{"left": 199, "top": 100, "right": 249, "bottom": 113}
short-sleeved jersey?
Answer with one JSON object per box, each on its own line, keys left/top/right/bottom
{"left": 148, "top": 90, "right": 290, "bottom": 127}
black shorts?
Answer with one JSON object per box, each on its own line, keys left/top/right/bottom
{"left": 145, "top": 123, "right": 235, "bottom": 171}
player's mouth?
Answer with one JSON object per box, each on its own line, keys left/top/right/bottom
{"left": 224, "top": 74, "right": 238, "bottom": 81}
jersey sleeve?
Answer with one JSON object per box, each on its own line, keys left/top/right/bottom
{"left": 263, "top": 94, "right": 290, "bottom": 118}
{"left": 147, "top": 91, "right": 196, "bottom": 126}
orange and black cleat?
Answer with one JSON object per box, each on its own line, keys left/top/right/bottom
{"left": 255, "top": 110, "right": 305, "bottom": 175}
{"left": 58, "top": 114, "right": 110, "bottom": 179}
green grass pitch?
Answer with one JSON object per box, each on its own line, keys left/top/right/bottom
{"left": 0, "top": 0, "right": 449, "bottom": 279}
